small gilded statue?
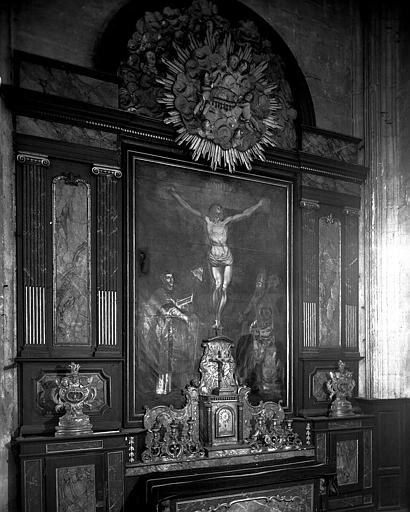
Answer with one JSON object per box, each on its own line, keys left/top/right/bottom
{"left": 53, "top": 362, "right": 97, "bottom": 437}
{"left": 326, "top": 360, "right": 355, "bottom": 417}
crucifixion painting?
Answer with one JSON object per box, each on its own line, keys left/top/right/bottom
{"left": 134, "top": 160, "right": 290, "bottom": 410}
{"left": 169, "top": 186, "right": 267, "bottom": 330}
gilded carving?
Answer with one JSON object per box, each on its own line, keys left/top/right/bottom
{"left": 199, "top": 338, "right": 236, "bottom": 395}
{"left": 326, "top": 361, "right": 356, "bottom": 417}
{"left": 119, "top": 1, "right": 297, "bottom": 171}
{"left": 36, "top": 370, "right": 107, "bottom": 416}
{"left": 158, "top": 26, "right": 283, "bottom": 172}
{"left": 53, "top": 362, "right": 97, "bottom": 436}
{"left": 140, "top": 337, "right": 310, "bottom": 463}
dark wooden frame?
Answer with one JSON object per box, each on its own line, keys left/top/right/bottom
{"left": 123, "top": 143, "right": 300, "bottom": 427}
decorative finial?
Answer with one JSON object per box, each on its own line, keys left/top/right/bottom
{"left": 326, "top": 360, "right": 356, "bottom": 417}
{"left": 52, "top": 362, "right": 97, "bottom": 436}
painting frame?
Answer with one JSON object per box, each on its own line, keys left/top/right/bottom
{"left": 125, "top": 149, "right": 294, "bottom": 426}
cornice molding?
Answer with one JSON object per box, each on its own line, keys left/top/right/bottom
{"left": 3, "top": 85, "right": 369, "bottom": 183}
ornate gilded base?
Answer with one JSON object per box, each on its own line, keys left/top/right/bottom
{"left": 329, "top": 398, "right": 354, "bottom": 417}
{"left": 55, "top": 413, "right": 94, "bottom": 437}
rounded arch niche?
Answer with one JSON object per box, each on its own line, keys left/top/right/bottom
{"left": 96, "top": 0, "right": 315, "bottom": 172}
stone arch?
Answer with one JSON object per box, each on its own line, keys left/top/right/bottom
{"left": 95, "top": 0, "right": 315, "bottom": 128}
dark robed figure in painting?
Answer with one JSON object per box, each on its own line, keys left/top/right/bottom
{"left": 141, "top": 272, "right": 198, "bottom": 395}
{"left": 236, "top": 271, "right": 285, "bottom": 401}
{"left": 169, "top": 186, "right": 267, "bottom": 329}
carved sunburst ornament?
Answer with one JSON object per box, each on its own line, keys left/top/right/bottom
{"left": 158, "top": 29, "right": 283, "bottom": 173}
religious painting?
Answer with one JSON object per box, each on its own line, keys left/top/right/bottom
{"left": 128, "top": 153, "right": 292, "bottom": 419}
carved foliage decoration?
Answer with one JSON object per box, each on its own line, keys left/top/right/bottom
{"left": 36, "top": 369, "right": 109, "bottom": 416}
{"left": 119, "top": 0, "right": 297, "bottom": 171}
{"left": 198, "top": 337, "right": 237, "bottom": 395}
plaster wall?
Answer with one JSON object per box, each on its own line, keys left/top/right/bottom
{"left": 11, "top": 0, "right": 361, "bottom": 137}
{"left": 361, "top": 0, "right": 410, "bottom": 399}
{"left": 0, "top": 3, "right": 18, "bottom": 512}
{"left": 396, "top": 3, "right": 410, "bottom": 395}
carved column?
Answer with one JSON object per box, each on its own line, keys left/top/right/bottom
{"left": 361, "top": 1, "right": 406, "bottom": 397}
{"left": 343, "top": 207, "right": 360, "bottom": 350}
{"left": 300, "top": 198, "right": 320, "bottom": 349}
{"left": 92, "top": 164, "right": 122, "bottom": 350}
{"left": 17, "top": 152, "right": 50, "bottom": 348}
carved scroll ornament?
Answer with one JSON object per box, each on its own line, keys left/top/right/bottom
{"left": 326, "top": 360, "right": 356, "bottom": 417}
{"left": 52, "top": 362, "right": 97, "bottom": 436}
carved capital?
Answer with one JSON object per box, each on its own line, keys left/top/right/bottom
{"left": 91, "top": 163, "right": 122, "bottom": 179}
{"left": 300, "top": 198, "right": 320, "bottom": 210}
{"left": 17, "top": 152, "right": 50, "bottom": 167}
{"left": 343, "top": 206, "right": 360, "bottom": 217}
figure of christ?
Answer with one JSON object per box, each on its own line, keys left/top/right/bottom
{"left": 169, "top": 186, "right": 267, "bottom": 329}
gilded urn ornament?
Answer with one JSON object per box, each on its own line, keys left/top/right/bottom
{"left": 53, "top": 362, "right": 97, "bottom": 436}
{"left": 326, "top": 360, "right": 356, "bottom": 417}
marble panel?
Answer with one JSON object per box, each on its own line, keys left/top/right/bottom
{"left": 16, "top": 116, "right": 118, "bottom": 151}
{"left": 363, "top": 430, "right": 372, "bottom": 489}
{"left": 328, "top": 420, "right": 361, "bottom": 429}
{"left": 23, "top": 459, "right": 43, "bottom": 512}
{"left": 302, "top": 130, "right": 359, "bottom": 164}
{"left": 301, "top": 173, "right": 361, "bottom": 196}
{"left": 330, "top": 496, "right": 362, "bottom": 508}
{"left": 175, "top": 483, "right": 314, "bottom": 512}
{"left": 315, "top": 432, "right": 327, "bottom": 463}
{"left": 56, "top": 464, "right": 96, "bottom": 512}
{"left": 46, "top": 440, "right": 103, "bottom": 453}
{"left": 310, "top": 369, "right": 329, "bottom": 402}
{"left": 20, "top": 60, "right": 117, "bottom": 108}
{"left": 107, "top": 451, "right": 124, "bottom": 512}
{"left": 126, "top": 447, "right": 315, "bottom": 476}
{"left": 53, "top": 177, "right": 91, "bottom": 345}
{"left": 336, "top": 439, "right": 358, "bottom": 486}
{"left": 318, "top": 215, "right": 341, "bottom": 347}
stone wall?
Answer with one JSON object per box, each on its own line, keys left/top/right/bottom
{"left": 12, "top": 0, "right": 362, "bottom": 137}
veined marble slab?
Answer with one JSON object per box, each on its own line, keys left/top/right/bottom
{"left": 20, "top": 60, "right": 117, "bottom": 109}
